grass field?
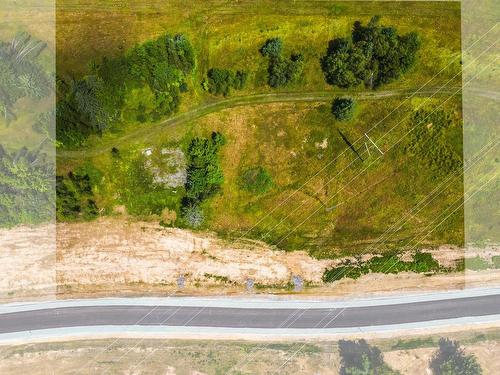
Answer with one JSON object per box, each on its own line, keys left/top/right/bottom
{"left": 1, "top": 329, "right": 499, "bottom": 375}
{"left": 56, "top": 1, "right": 464, "bottom": 259}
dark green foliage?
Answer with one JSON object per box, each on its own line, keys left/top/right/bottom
{"left": 204, "top": 68, "right": 248, "bottom": 96}
{"left": 0, "top": 32, "right": 50, "bottom": 124}
{"left": 57, "top": 33, "right": 195, "bottom": 146}
{"left": 260, "top": 39, "right": 304, "bottom": 88}
{"left": 56, "top": 169, "right": 100, "bottom": 221}
{"left": 338, "top": 339, "right": 400, "bottom": 375}
{"left": 185, "top": 132, "right": 226, "bottom": 202}
{"left": 321, "top": 16, "right": 421, "bottom": 89}
{"left": 240, "top": 166, "right": 273, "bottom": 194}
{"left": 430, "top": 338, "right": 482, "bottom": 375}
{"left": 323, "top": 252, "right": 440, "bottom": 282}
{"left": 32, "top": 110, "right": 57, "bottom": 145}
{"left": 332, "top": 97, "right": 356, "bottom": 121}
{"left": 259, "top": 37, "right": 283, "bottom": 58}
{"left": 406, "top": 109, "right": 463, "bottom": 178}
{"left": 0, "top": 145, "right": 54, "bottom": 227}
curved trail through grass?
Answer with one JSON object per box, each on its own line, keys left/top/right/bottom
{"left": 57, "top": 86, "right": 462, "bottom": 160}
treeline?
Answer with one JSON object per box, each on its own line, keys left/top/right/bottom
{"left": 321, "top": 16, "right": 420, "bottom": 89}
{"left": 57, "top": 34, "right": 195, "bottom": 146}
{"left": 0, "top": 145, "right": 54, "bottom": 227}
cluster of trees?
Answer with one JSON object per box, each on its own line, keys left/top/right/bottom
{"left": 321, "top": 16, "right": 421, "bottom": 89}
{"left": 0, "top": 145, "right": 54, "bottom": 227}
{"left": 260, "top": 37, "right": 304, "bottom": 88}
{"left": 406, "top": 109, "right": 462, "bottom": 178}
{"left": 182, "top": 132, "right": 226, "bottom": 227}
{"left": 56, "top": 163, "right": 102, "bottom": 221}
{"left": 57, "top": 34, "right": 195, "bottom": 146}
{"left": 239, "top": 166, "right": 273, "bottom": 194}
{"left": 0, "top": 32, "right": 50, "bottom": 124}
{"left": 332, "top": 97, "right": 357, "bottom": 121}
{"left": 202, "top": 68, "right": 248, "bottom": 96}
{"left": 338, "top": 338, "right": 482, "bottom": 375}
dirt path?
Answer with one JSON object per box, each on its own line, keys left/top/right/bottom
{"left": 57, "top": 86, "right": 461, "bottom": 160}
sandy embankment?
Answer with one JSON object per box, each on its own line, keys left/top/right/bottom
{"left": 0, "top": 224, "right": 56, "bottom": 301}
{"left": 1, "top": 218, "right": 499, "bottom": 300}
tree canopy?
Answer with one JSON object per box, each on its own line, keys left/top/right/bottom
{"left": 0, "top": 145, "right": 54, "bottom": 227}
{"left": 321, "top": 16, "right": 420, "bottom": 89}
{"left": 203, "top": 68, "right": 248, "bottom": 96}
{"left": 430, "top": 338, "right": 482, "bottom": 375}
{"left": 338, "top": 339, "right": 400, "bottom": 375}
{"left": 260, "top": 38, "right": 304, "bottom": 88}
{"left": 332, "top": 97, "right": 356, "bottom": 121}
{"left": 57, "top": 33, "right": 196, "bottom": 146}
{"left": 0, "top": 32, "right": 50, "bottom": 124}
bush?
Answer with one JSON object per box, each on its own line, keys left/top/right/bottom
{"left": 260, "top": 39, "right": 304, "bottom": 88}
{"left": 332, "top": 97, "right": 356, "bottom": 121}
{"left": 492, "top": 255, "right": 500, "bottom": 269}
{"left": 240, "top": 166, "right": 273, "bottom": 194}
{"left": 204, "top": 68, "right": 248, "bottom": 96}
{"left": 181, "top": 203, "right": 204, "bottom": 228}
{"left": 259, "top": 37, "right": 283, "bottom": 57}
{"left": 323, "top": 251, "right": 441, "bottom": 282}
{"left": 321, "top": 16, "right": 421, "bottom": 89}
{"left": 56, "top": 172, "right": 99, "bottom": 221}
{"left": 430, "top": 338, "right": 482, "bottom": 375}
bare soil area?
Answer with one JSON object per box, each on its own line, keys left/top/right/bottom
{"left": 1, "top": 218, "right": 499, "bottom": 301}
{"left": 0, "top": 224, "right": 56, "bottom": 301}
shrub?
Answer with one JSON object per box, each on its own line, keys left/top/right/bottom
{"left": 322, "top": 252, "right": 441, "bottom": 282}
{"left": 204, "top": 68, "right": 248, "bottom": 96}
{"left": 492, "top": 255, "right": 500, "bottom": 269}
{"left": 181, "top": 203, "right": 204, "bottom": 228}
{"left": 260, "top": 39, "right": 304, "bottom": 88}
{"left": 56, "top": 172, "right": 99, "bottom": 221}
{"left": 332, "top": 97, "right": 356, "bottom": 121}
{"left": 240, "top": 166, "right": 273, "bottom": 194}
{"left": 259, "top": 37, "right": 283, "bottom": 57}
{"left": 430, "top": 338, "right": 482, "bottom": 375}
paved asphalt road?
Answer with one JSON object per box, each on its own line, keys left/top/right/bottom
{"left": 1, "top": 294, "right": 500, "bottom": 334}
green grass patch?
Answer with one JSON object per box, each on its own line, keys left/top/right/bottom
{"left": 323, "top": 252, "right": 441, "bottom": 282}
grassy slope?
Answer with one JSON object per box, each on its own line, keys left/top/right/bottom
{"left": 56, "top": 1, "right": 463, "bottom": 256}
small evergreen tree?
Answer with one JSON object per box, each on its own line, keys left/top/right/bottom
{"left": 332, "top": 97, "right": 356, "bottom": 121}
